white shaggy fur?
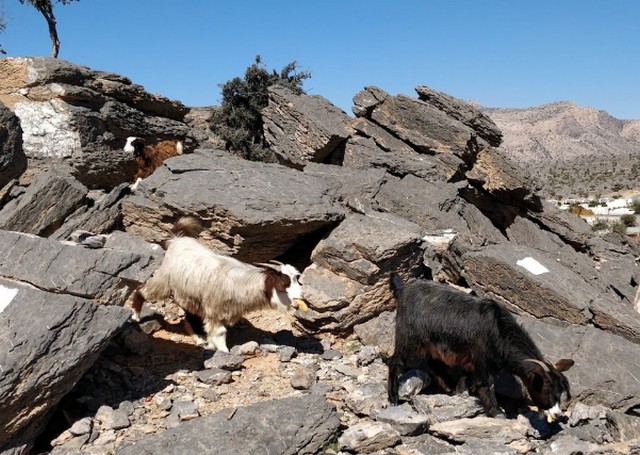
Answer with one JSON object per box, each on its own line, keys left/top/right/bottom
{"left": 132, "top": 234, "right": 303, "bottom": 352}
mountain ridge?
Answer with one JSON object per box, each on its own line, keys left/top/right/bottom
{"left": 483, "top": 101, "right": 640, "bottom": 197}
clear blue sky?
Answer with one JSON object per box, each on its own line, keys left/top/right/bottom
{"left": 1, "top": 1, "right": 638, "bottom": 119}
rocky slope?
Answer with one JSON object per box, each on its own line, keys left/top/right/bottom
{"left": 1, "top": 58, "right": 640, "bottom": 455}
{"left": 484, "top": 102, "right": 640, "bottom": 198}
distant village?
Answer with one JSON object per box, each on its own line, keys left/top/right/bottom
{"left": 547, "top": 192, "right": 640, "bottom": 236}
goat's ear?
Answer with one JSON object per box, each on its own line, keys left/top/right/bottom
{"left": 555, "top": 359, "right": 574, "bottom": 372}
{"left": 527, "top": 369, "right": 545, "bottom": 393}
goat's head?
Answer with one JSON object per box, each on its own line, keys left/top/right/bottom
{"left": 124, "top": 136, "right": 146, "bottom": 157}
{"left": 258, "top": 261, "right": 306, "bottom": 311}
{"left": 524, "top": 358, "right": 574, "bottom": 422}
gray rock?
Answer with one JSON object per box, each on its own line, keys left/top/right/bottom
{"left": 0, "top": 279, "right": 130, "bottom": 453}
{"left": 290, "top": 366, "right": 316, "bottom": 390}
{"left": 429, "top": 416, "right": 531, "bottom": 444}
{"left": 303, "top": 162, "right": 387, "bottom": 213}
{"left": 395, "top": 433, "right": 456, "bottom": 454}
{"left": 296, "top": 211, "right": 423, "bottom": 332}
{"left": 262, "top": 85, "right": 351, "bottom": 168}
{"left": 356, "top": 345, "right": 380, "bottom": 367}
{"left": 358, "top": 87, "right": 489, "bottom": 160}
{"left": 121, "top": 150, "right": 344, "bottom": 262}
{"left": 115, "top": 395, "right": 340, "bottom": 455}
{"left": 0, "top": 57, "right": 193, "bottom": 190}
{"left": 52, "top": 183, "right": 132, "bottom": 240}
{"left": 415, "top": 85, "right": 503, "bottom": 147}
{"left": 397, "top": 370, "right": 431, "bottom": 401}
{"left": 343, "top": 134, "right": 463, "bottom": 183}
{"left": 463, "top": 243, "right": 640, "bottom": 343}
{"left": 0, "top": 229, "right": 158, "bottom": 306}
{"left": 194, "top": 368, "right": 233, "bottom": 386}
{"left": 375, "top": 403, "right": 430, "bottom": 436}
{"left": 203, "top": 352, "right": 245, "bottom": 371}
{"left": 338, "top": 421, "right": 401, "bottom": 454}
{"left": 0, "top": 101, "right": 27, "bottom": 188}
{"left": 170, "top": 400, "right": 199, "bottom": 421}
{"left": 95, "top": 405, "right": 131, "bottom": 430}
{"left": 344, "top": 382, "right": 388, "bottom": 417}
{"left": 354, "top": 311, "right": 396, "bottom": 358}
{"left": 68, "top": 417, "right": 93, "bottom": 436}
{"left": 411, "top": 393, "right": 484, "bottom": 423}
{"left": 0, "top": 170, "right": 87, "bottom": 235}
{"left": 277, "top": 345, "right": 297, "bottom": 362}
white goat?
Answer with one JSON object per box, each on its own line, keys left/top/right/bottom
{"left": 131, "top": 217, "right": 305, "bottom": 352}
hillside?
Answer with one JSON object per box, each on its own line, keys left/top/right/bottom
{"left": 484, "top": 102, "right": 640, "bottom": 198}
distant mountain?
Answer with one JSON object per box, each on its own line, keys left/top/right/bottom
{"left": 483, "top": 102, "right": 640, "bottom": 198}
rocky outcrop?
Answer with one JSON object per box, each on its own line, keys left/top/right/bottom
{"left": 0, "top": 57, "right": 639, "bottom": 454}
{"left": 262, "top": 85, "right": 351, "bottom": 168}
{"left": 0, "top": 101, "right": 27, "bottom": 188}
{"left": 0, "top": 57, "right": 194, "bottom": 190}
{"left": 120, "top": 149, "right": 345, "bottom": 263}
{"left": 115, "top": 395, "right": 340, "bottom": 455}
{"left": 0, "top": 279, "right": 131, "bottom": 454}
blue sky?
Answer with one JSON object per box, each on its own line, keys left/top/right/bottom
{"left": 1, "top": 1, "right": 638, "bottom": 119}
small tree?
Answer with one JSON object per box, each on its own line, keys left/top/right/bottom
{"left": 620, "top": 214, "right": 637, "bottom": 227}
{"left": 632, "top": 200, "right": 640, "bottom": 214}
{"left": 0, "top": 13, "right": 6, "bottom": 54}
{"left": 19, "top": 0, "right": 79, "bottom": 58}
{"left": 212, "top": 56, "right": 310, "bottom": 160}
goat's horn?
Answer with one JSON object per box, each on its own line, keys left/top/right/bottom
{"left": 255, "top": 262, "right": 280, "bottom": 270}
{"left": 524, "top": 358, "right": 550, "bottom": 372}
{"left": 268, "top": 260, "right": 284, "bottom": 266}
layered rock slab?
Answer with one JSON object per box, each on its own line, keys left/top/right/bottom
{"left": 121, "top": 150, "right": 344, "bottom": 263}
{"left": 0, "top": 279, "right": 130, "bottom": 454}
{"left": 115, "top": 395, "right": 340, "bottom": 455}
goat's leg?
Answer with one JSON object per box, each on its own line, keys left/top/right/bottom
{"left": 183, "top": 313, "right": 207, "bottom": 346}
{"left": 387, "top": 354, "right": 405, "bottom": 405}
{"left": 470, "top": 375, "right": 501, "bottom": 417}
{"left": 130, "top": 288, "right": 145, "bottom": 322}
{"left": 205, "top": 321, "right": 229, "bottom": 353}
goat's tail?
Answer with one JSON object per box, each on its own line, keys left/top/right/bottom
{"left": 171, "top": 216, "right": 203, "bottom": 238}
{"left": 176, "top": 141, "right": 184, "bottom": 155}
{"left": 389, "top": 272, "right": 404, "bottom": 299}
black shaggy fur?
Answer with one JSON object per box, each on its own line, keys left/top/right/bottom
{"left": 387, "top": 273, "right": 574, "bottom": 417}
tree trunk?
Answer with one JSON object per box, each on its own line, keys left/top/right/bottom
{"left": 35, "top": 3, "right": 60, "bottom": 58}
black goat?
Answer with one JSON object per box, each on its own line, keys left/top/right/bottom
{"left": 387, "top": 273, "right": 574, "bottom": 421}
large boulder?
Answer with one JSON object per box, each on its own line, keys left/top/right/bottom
{"left": 0, "top": 57, "right": 193, "bottom": 190}
{"left": 115, "top": 395, "right": 340, "bottom": 455}
{"left": 462, "top": 243, "right": 640, "bottom": 343}
{"left": 0, "top": 229, "right": 159, "bottom": 305}
{"left": 0, "top": 101, "right": 27, "bottom": 188}
{"left": 0, "top": 170, "right": 87, "bottom": 236}
{"left": 262, "top": 85, "right": 351, "bottom": 168}
{"left": 0, "top": 279, "right": 131, "bottom": 454}
{"left": 415, "top": 85, "right": 503, "bottom": 147}
{"left": 353, "top": 86, "right": 487, "bottom": 161}
{"left": 296, "top": 211, "right": 424, "bottom": 332}
{"left": 121, "top": 150, "right": 344, "bottom": 263}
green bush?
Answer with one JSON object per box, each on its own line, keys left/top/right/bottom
{"left": 620, "top": 214, "right": 637, "bottom": 227}
{"left": 212, "top": 56, "right": 311, "bottom": 160}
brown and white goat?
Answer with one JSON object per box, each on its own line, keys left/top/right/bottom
{"left": 124, "top": 136, "right": 183, "bottom": 190}
{"left": 387, "top": 273, "right": 574, "bottom": 422}
{"left": 131, "top": 217, "right": 306, "bottom": 352}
